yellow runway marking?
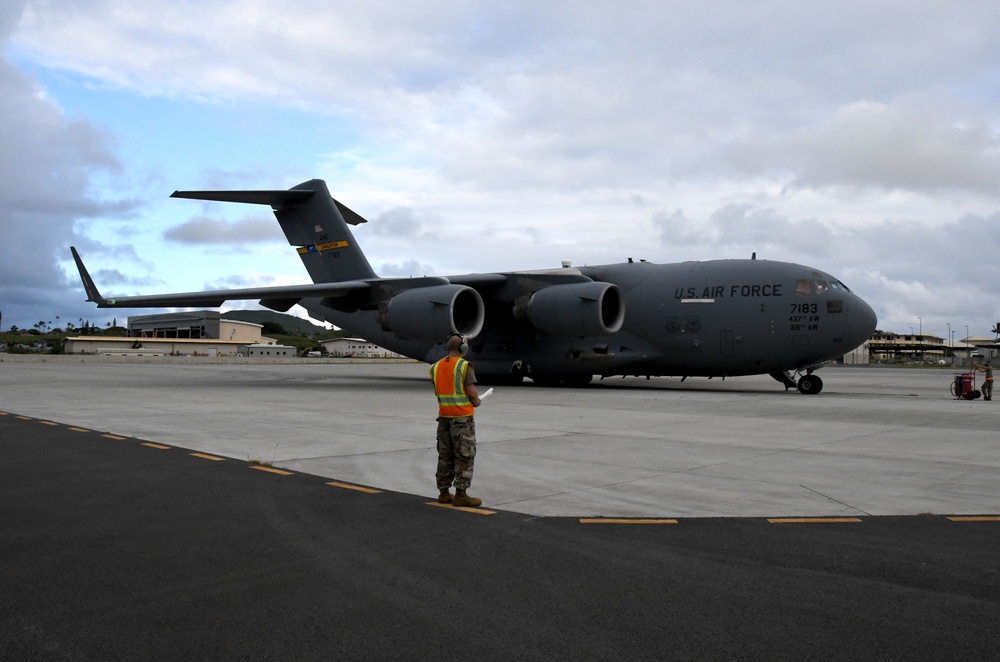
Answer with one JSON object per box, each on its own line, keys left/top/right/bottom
{"left": 948, "top": 516, "right": 1000, "bottom": 522}
{"left": 41, "top": 421, "right": 59, "bottom": 426}
{"left": 249, "top": 465, "right": 293, "bottom": 476}
{"left": 768, "top": 517, "right": 862, "bottom": 524}
{"left": 102, "top": 434, "right": 127, "bottom": 440}
{"left": 580, "top": 518, "right": 679, "bottom": 525}
{"left": 326, "top": 481, "right": 381, "bottom": 494}
{"left": 191, "top": 452, "right": 225, "bottom": 461}
{"left": 140, "top": 442, "right": 171, "bottom": 450}
{"left": 16, "top": 416, "right": 33, "bottom": 421}
{"left": 68, "top": 427, "right": 90, "bottom": 433}
{"left": 427, "top": 501, "right": 496, "bottom": 515}
{"left": 0, "top": 411, "right": 9, "bottom": 416}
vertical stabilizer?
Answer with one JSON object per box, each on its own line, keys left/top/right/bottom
{"left": 171, "top": 179, "right": 378, "bottom": 284}
{"left": 277, "top": 179, "right": 378, "bottom": 283}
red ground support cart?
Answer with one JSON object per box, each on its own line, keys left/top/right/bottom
{"left": 951, "top": 370, "right": 981, "bottom": 399}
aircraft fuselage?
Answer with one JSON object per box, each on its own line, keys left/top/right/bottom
{"left": 304, "top": 257, "right": 876, "bottom": 384}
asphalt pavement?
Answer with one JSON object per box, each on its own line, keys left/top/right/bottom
{"left": 2, "top": 409, "right": 999, "bottom": 660}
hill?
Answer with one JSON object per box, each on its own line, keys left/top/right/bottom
{"left": 221, "top": 309, "right": 336, "bottom": 337}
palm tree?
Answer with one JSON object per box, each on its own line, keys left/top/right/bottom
{"left": 992, "top": 323, "right": 1000, "bottom": 342}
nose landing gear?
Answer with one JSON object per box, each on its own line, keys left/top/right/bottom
{"left": 770, "top": 368, "right": 824, "bottom": 394}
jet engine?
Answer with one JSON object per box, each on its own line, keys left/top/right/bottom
{"left": 378, "top": 284, "right": 485, "bottom": 342}
{"left": 516, "top": 282, "right": 625, "bottom": 336}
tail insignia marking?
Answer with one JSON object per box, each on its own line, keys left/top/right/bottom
{"left": 297, "top": 240, "right": 349, "bottom": 255}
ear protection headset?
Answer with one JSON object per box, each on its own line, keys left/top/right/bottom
{"left": 449, "top": 332, "right": 469, "bottom": 354}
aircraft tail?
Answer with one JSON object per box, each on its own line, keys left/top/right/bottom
{"left": 171, "top": 179, "right": 378, "bottom": 284}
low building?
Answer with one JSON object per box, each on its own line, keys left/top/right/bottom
{"left": 320, "top": 337, "right": 400, "bottom": 358}
{"left": 840, "top": 341, "right": 870, "bottom": 365}
{"left": 962, "top": 335, "right": 1000, "bottom": 363}
{"left": 64, "top": 336, "right": 249, "bottom": 356}
{"left": 128, "top": 310, "right": 264, "bottom": 343}
{"left": 867, "top": 332, "right": 987, "bottom": 365}
{"left": 237, "top": 344, "right": 296, "bottom": 358}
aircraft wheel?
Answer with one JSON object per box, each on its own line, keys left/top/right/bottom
{"left": 797, "top": 374, "right": 823, "bottom": 395}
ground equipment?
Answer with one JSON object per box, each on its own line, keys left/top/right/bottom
{"left": 951, "top": 370, "right": 981, "bottom": 400}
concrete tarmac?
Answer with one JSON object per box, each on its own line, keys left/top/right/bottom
{"left": 0, "top": 357, "right": 998, "bottom": 518}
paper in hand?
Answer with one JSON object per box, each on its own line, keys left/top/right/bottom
{"left": 480, "top": 387, "right": 494, "bottom": 400}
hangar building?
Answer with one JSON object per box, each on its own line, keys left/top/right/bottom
{"left": 128, "top": 311, "right": 263, "bottom": 343}
{"left": 63, "top": 310, "right": 283, "bottom": 357}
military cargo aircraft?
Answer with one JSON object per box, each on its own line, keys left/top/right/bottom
{"left": 71, "top": 178, "right": 877, "bottom": 394}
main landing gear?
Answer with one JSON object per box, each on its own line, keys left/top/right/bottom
{"left": 769, "top": 370, "right": 824, "bottom": 395}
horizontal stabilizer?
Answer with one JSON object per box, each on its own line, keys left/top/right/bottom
{"left": 170, "top": 187, "right": 368, "bottom": 226}
{"left": 170, "top": 189, "right": 314, "bottom": 209}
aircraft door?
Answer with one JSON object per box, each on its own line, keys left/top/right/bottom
{"left": 720, "top": 330, "right": 735, "bottom": 358}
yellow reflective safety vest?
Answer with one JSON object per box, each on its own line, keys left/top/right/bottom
{"left": 430, "top": 357, "right": 474, "bottom": 418}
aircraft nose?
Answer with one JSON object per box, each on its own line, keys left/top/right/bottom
{"left": 849, "top": 296, "right": 878, "bottom": 345}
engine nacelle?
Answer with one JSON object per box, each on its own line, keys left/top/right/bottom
{"left": 379, "top": 284, "right": 485, "bottom": 342}
{"left": 518, "top": 282, "right": 625, "bottom": 336}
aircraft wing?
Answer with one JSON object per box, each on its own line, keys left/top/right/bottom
{"left": 71, "top": 246, "right": 369, "bottom": 310}
{"left": 445, "top": 273, "right": 510, "bottom": 287}
{"left": 446, "top": 270, "right": 595, "bottom": 289}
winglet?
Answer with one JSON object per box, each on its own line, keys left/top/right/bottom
{"left": 70, "top": 247, "right": 108, "bottom": 306}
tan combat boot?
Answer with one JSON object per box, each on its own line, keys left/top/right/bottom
{"left": 453, "top": 489, "right": 482, "bottom": 507}
{"left": 438, "top": 489, "right": 453, "bottom": 504}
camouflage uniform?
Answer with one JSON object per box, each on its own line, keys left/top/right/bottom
{"left": 436, "top": 416, "right": 477, "bottom": 490}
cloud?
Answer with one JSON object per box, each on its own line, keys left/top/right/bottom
{"left": 163, "top": 216, "right": 282, "bottom": 244}
{"left": 785, "top": 102, "right": 1000, "bottom": 195}
{"left": 376, "top": 259, "right": 437, "bottom": 278}
{"left": 0, "top": 7, "right": 128, "bottom": 328}
{"left": 369, "top": 207, "right": 436, "bottom": 240}
{"left": 3, "top": 0, "right": 1000, "bottom": 342}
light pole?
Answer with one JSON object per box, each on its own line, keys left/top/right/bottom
{"left": 918, "top": 316, "right": 922, "bottom": 336}
{"left": 947, "top": 322, "right": 952, "bottom": 363}
{"left": 966, "top": 325, "right": 971, "bottom": 365}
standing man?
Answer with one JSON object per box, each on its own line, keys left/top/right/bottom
{"left": 975, "top": 360, "right": 994, "bottom": 401}
{"left": 430, "top": 332, "right": 482, "bottom": 507}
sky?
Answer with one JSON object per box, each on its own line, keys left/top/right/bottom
{"left": 2, "top": 1, "right": 999, "bottom": 340}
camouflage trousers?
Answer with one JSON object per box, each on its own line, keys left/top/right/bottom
{"left": 436, "top": 416, "right": 477, "bottom": 490}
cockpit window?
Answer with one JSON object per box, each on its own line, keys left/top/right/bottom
{"left": 795, "top": 279, "right": 837, "bottom": 295}
{"left": 832, "top": 280, "right": 852, "bottom": 293}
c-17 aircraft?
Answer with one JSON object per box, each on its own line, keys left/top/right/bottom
{"left": 71, "top": 178, "right": 877, "bottom": 394}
